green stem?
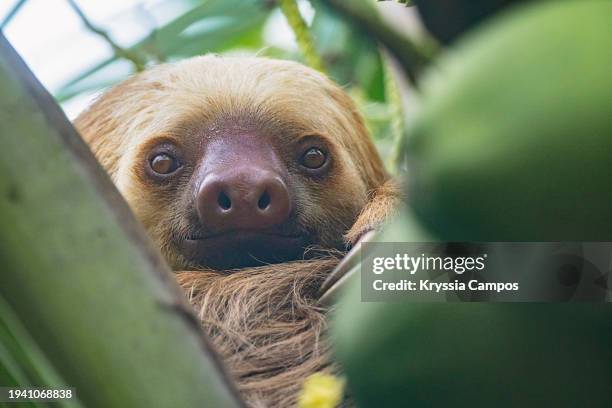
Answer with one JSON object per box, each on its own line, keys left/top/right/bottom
{"left": 278, "top": 0, "right": 326, "bottom": 73}
{"left": 66, "top": 0, "right": 147, "bottom": 72}
{"left": 383, "top": 59, "right": 405, "bottom": 173}
{"left": 0, "top": 0, "right": 28, "bottom": 29}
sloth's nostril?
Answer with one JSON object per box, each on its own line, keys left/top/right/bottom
{"left": 218, "top": 191, "right": 231, "bottom": 210}
{"left": 258, "top": 191, "right": 271, "bottom": 210}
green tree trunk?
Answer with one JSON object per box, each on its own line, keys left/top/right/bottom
{"left": 0, "top": 33, "right": 243, "bottom": 408}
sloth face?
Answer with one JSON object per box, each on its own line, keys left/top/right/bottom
{"left": 132, "top": 116, "right": 355, "bottom": 270}
{"left": 76, "top": 56, "right": 386, "bottom": 270}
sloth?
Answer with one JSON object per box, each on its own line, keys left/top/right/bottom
{"left": 75, "top": 56, "right": 399, "bottom": 407}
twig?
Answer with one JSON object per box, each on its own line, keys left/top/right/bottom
{"left": 318, "top": 0, "right": 434, "bottom": 86}
{"left": 1, "top": 0, "right": 27, "bottom": 29}
{"left": 278, "top": 0, "right": 326, "bottom": 73}
{"left": 66, "top": 0, "right": 146, "bottom": 72}
{"left": 383, "top": 58, "right": 406, "bottom": 173}
{"left": 135, "top": 4, "right": 166, "bottom": 63}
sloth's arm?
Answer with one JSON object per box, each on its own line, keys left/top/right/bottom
{"left": 344, "top": 178, "right": 402, "bottom": 246}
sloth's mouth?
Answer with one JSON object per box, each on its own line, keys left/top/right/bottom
{"left": 180, "top": 230, "right": 307, "bottom": 270}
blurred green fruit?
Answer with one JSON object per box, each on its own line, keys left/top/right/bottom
{"left": 406, "top": 0, "right": 612, "bottom": 241}
{"left": 333, "top": 2, "right": 612, "bottom": 407}
{"left": 333, "top": 275, "right": 612, "bottom": 407}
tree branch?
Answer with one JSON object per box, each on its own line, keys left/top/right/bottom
{"left": 278, "top": 0, "right": 326, "bottom": 73}
{"left": 66, "top": 0, "right": 146, "bottom": 72}
{"left": 1, "top": 0, "right": 28, "bottom": 29}
{"left": 0, "top": 31, "right": 244, "bottom": 407}
{"left": 318, "top": 0, "right": 435, "bottom": 85}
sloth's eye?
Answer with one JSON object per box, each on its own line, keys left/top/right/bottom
{"left": 150, "top": 153, "right": 180, "bottom": 175}
{"left": 300, "top": 147, "right": 327, "bottom": 169}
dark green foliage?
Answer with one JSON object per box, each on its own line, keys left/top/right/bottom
{"left": 414, "top": 0, "right": 532, "bottom": 44}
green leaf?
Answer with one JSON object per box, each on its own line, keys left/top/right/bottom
{"left": 56, "top": 0, "right": 271, "bottom": 103}
{"left": 311, "top": 6, "right": 386, "bottom": 102}
{"left": 0, "top": 295, "right": 83, "bottom": 408}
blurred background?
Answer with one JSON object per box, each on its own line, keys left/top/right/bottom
{"left": 1, "top": 0, "right": 424, "bottom": 163}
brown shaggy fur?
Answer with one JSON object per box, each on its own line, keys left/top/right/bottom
{"left": 74, "top": 56, "right": 400, "bottom": 406}
{"left": 176, "top": 258, "right": 339, "bottom": 407}
{"left": 175, "top": 181, "right": 399, "bottom": 406}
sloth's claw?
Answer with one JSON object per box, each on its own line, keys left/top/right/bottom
{"left": 319, "top": 230, "right": 376, "bottom": 306}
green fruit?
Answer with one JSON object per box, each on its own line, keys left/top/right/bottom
{"left": 406, "top": 0, "right": 612, "bottom": 241}
{"left": 332, "top": 3, "right": 612, "bottom": 407}
{"left": 333, "top": 273, "right": 612, "bottom": 407}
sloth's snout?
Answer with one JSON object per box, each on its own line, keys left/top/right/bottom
{"left": 184, "top": 134, "right": 302, "bottom": 268}
{"left": 196, "top": 167, "right": 291, "bottom": 233}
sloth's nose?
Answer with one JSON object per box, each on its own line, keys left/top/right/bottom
{"left": 196, "top": 168, "right": 291, "bottom": 232}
